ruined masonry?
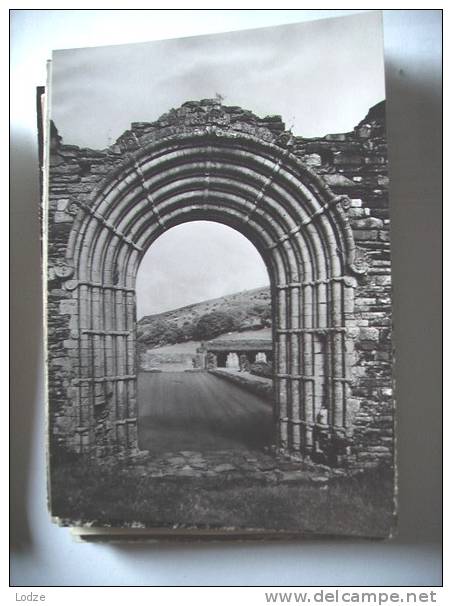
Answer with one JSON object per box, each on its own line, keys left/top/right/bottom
{"left": 47, "top": 99, "right": 394, "bottom": 468}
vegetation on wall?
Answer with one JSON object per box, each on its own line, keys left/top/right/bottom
{"left": 249, "top": 362, "right": 273, "bottom": 379}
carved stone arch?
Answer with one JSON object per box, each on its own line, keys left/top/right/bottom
{"left": 64, "top": 126, "right": 359, "bottom": 460}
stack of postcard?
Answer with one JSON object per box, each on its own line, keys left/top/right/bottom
{"left": 41, "top": 11, "right": 396, "bottom": 540}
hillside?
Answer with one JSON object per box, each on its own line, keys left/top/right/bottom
{"left": 137, "top": 286, "right": 271, "bottom": 350}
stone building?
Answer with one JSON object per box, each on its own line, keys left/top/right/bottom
{"left": 203, "top": 338, "right": 273, "bottom": 370}
{"left": 46, "top": 98, "right": 393, "bottom": 468}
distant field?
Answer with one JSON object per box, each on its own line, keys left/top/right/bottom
{"left": 146, "top": 327, "right": 273, "bottom": 356}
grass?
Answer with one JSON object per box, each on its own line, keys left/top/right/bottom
{"left": 50, "top": 458, "right": 395, "bottom": 538}
{"left": 144, "top": 327, "right": 272, "bottom": 355}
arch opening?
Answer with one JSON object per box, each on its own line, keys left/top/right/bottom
{"left": 64, "top": 129, "right": 357, "bottom": 464}
{"left": 135, "top": 220, "right": 274, "bottom": 454}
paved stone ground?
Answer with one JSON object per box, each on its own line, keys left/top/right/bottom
{"left": 128, "top": 448, "right": 348, "bottom": 485}
{"left": 135, "top": 371, "right": 352, "bottom": 485}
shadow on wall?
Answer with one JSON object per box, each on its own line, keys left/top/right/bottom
{"left": 383, "top": 54, "right": 442, "bottom": 542}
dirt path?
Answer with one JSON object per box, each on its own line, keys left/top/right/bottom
{"left": 137, "top": 371, "right": 273, "bottom": 453}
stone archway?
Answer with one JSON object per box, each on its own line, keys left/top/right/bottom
{"left": 59, "top": 124, "right": 360, "bottom": 460}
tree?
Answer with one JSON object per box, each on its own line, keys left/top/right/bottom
{"left": 181, "top": 321, "right": 195, "bottom": 341}
{"left": 194, "top": 311, "right": 237, "bottom": 340}
{"left": 138, "top": 319, "right": 173, "bottom": 347}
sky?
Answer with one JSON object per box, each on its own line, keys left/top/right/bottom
{"left": 136, "top": 222, "right": 270, "bottom": 318}
{"left": 51, "top": 12, "right": 385, "bottom": 147}
{"left": 50, "top": 12, "right": 385, "bottom": 317}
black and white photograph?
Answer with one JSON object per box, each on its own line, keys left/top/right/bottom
{"left": 44, "top": 11, "right": 396, "bottom": 539}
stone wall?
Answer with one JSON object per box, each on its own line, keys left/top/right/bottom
{"left": 46, "top": 99, "right": 393, "bottom": 468}
{"left": 210, "top": 369, "right": 274, "bottom": 403}
{"left": 292, "top": 102, "right": 393, "bottom": 468}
